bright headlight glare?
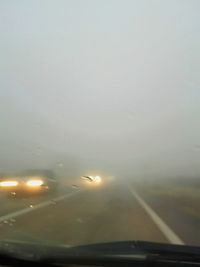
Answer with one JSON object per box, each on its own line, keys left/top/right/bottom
{"left": 26, "top": 180, "right": 44, "bottom": 186}
{"left": 95, "top": 176, "right": 102, "bottom": 183}
{"left": 0, "top": 181, "right": 18, "bottom": 187}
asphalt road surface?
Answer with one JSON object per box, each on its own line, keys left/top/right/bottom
{"left": 0, "top": 181, "right": 191, "bottom": 247}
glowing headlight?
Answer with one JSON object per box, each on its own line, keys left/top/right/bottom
{"left": 0, "top": 181, "right": 18, "bottom": 187}
{"left": 94, "top": 176, "right": 102, "bottom": 183}
{"left": 26, "top": 180, "right": 44, "bottom": 186}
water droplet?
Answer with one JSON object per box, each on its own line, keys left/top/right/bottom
{"left": 194, "top": 145, "right": 200, "bottom": 151}
{"left": 36, "top": 147, "right": 42, "bottom": 155}
{"left": 34, "top": 122, "right": 40, "bottom": 128}
{"left": 57, "top": 162, "right": 63, "bottom": 168}
{"left": 64, "top": 244, "right": 72, "bottom": 248}
{"left": 128, "top": 111, "right": 135, "bottom": 117}
{"left": 29, "top": 205, "right": 33, "bottom": 208}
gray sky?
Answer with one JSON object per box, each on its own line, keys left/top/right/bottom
{"left": 0, "top": 0, "right": 200, "bottom": 178}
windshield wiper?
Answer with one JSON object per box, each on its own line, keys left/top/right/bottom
{"left": 0, "top": 239, "right": 200, "bottom": 266}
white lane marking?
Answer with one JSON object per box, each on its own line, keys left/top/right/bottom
{"left": 0, "top": 190, "right": 83, "bottom": 223}
{"left": 130, "top": 190, "right": 184, "bottom": 245}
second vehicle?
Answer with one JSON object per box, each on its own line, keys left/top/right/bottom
{"left": 0, "top": 169, "right": 58, "bottom": 196}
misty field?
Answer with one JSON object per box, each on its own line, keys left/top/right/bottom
{"left": 135, "top": 177, "right": 200, "bottom": 220}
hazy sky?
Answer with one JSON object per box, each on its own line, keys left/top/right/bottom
{"left": 0, "top": 0, "right": 200, "bottom": 178}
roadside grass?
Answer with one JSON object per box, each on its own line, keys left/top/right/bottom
{"left": 134, "top": 178, "right": 200, "bottom": 219}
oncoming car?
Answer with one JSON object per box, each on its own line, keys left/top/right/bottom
{"left": 0, "top": 170, "right": 58, "bottom": 196}
{"left": 81, "top": 175, "right": 102, "bottom": 184}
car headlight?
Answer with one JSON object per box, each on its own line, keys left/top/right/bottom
{"left": 26, "top": 180, "right": 44, "bottom": 186}
{"left": 94, "top": 176, "right": 102, "bottom": 183}
{"left": 0, "top": 181, "right": 19, "bottom": 187}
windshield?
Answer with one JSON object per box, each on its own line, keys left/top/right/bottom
{"left": 0, "top": 0, "right": 200, "bottom": 254}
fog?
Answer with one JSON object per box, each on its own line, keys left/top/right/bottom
{"left": 0, "top": 0, "right": 200, "bottom": 179}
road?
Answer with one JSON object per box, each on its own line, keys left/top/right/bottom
{"left": 0, "top": 181, "right": 187, "bottom": 247}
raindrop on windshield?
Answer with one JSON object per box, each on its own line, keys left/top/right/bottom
{"left": 194, "top": 145, "right": 200, "bottom": 151}
{"left": 57, "top": 162, "right": 64, "bottom": 168}
{"left": 36, "top": 147, "right": 42, "bottom": 155}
